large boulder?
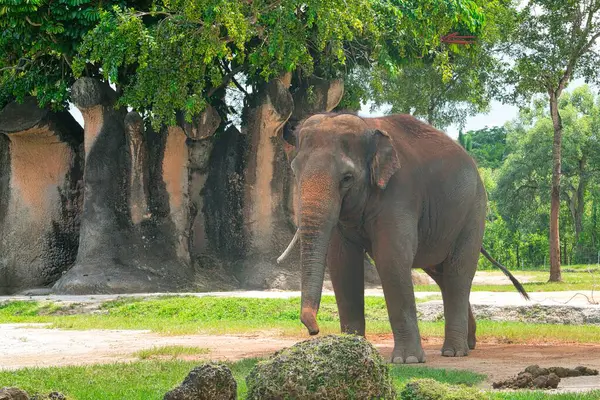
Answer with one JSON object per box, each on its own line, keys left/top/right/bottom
{"left": 0, "top": 97, "right": 83, "bottom": 294}
{"left": 163, "top": 364, "right": 236, "bottom": 400}
{"left": 245, "top": 334, "right": 395, "bottom": 400}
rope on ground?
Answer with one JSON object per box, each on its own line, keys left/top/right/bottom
{"left": 556, "top": 264, "right": 598, "bottom": 305}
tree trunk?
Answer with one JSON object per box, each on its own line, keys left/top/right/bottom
{"left": 548, "top": 92, "right": 562, "bottom": 282}
{"left": 592, "top": 192, "right": 598, "bottom": 248}
{"left": 574, "top": 157, "right": 587, "bottom": 261}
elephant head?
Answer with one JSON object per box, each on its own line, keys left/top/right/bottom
{"left": 280, "top": 113, "right": 400, "bottom": 335}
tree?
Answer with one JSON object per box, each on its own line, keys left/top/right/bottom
{"left": 372, "top": 52, "right": 494, "bottom": 130}
{"left": 464, "top": 126, "right": 507, "bottom": 169}
{"left": 0, "top": 0, "right": 130, "bottom": 109}
{"left": 495, "top": 85, "right": 600, "bottom": 267}
{"left": 503, "top": 0, "right": 600, "bottom": 281}
{"left": 369, "top": 1, "right": 513, "bottom": 130}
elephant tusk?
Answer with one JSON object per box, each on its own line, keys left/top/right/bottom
{"left": 277, "top": 229, "right": 299, "bottom": 264}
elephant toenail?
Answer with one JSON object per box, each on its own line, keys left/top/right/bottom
{"left": 442, "top": 349, "right": 455, "bottom": 357}
{"left": 392, "top": 356, "right": 404, "bottom": 364}
{"left": 405, "top": 356, "right": 419, "bottom": 364}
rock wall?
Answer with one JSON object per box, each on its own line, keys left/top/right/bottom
{"left": 53, "top": 78, "right": 193, "bottom": 294}
{"left": 1, "top": 75, "right": 351, "bottom": 294}
{"left": 0, "top": 97, "right": 83, "bottom": 294}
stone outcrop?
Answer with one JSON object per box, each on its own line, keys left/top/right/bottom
{"left": 0, "top": 97, "right": 83, "bottom": 294}
{"left": 236, "top": 73, "right": 297, "bottom": 289}
{"left": 53, "top": 78, "right": 193, "bottom": 294}
{"left": 1, "top": 74, "right": 355, "bottom": 294}
{"left": 0, "top": 387, "right": 29, "bottom": 400}
{"left": 180, "top": 106, "right": 222, "bottom": 264}
{"left": 236, "top": 74, "right": 345, "bottom": 289}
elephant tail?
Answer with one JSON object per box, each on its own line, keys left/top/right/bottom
{"left": 480, "top": 247, "right": 530, "bottom": 300}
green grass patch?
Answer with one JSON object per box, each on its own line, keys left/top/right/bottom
{"left": 2, "top": 358, "right": 599, "bottom": 399}
{"left": 0, "top": 359, "right": 257, "bottom": 399}
{"left": 2, "top": 296, "right": 599, "bottom": 343}
{"left": 0, "top": 359, "right": 485, "bottom": 400}
{"left": 488, "top": 391, "right": 600, "bottom": 399}
{"left": 415, "top": 270, "right": 600, "bottom": 293}
{"left": 132, "top": 345, "right": 209, "bottom": 360}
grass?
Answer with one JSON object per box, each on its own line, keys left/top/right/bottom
{"left": 132, "top": 345, "right": 209, "bottom": 360}
{"left": 414, "top": 269, "right": 600, "bottom": 293}
{"left": 1, "top": 358, "right": 599, "bottom": 399}
{"left": 0, "top": 358, "right": 486, "bottom": 400}
{"left": 1, "top": 296, "right": 599, "bottom": 343}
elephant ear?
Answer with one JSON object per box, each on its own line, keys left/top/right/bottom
{"left": 369, "top": 129, "right": 400, "bottom": 190}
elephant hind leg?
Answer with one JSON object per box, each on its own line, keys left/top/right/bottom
{"left": 422, "top": 266, "right": 477, "bottom": 350}
{"left": 438, "top": 221, "right": 483, "bottom": 357}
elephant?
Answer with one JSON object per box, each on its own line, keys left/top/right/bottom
{"left": 277, "top": 112, "right": 529, "bottom": 364}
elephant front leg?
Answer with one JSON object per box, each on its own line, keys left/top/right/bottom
{"left": 372, "top": 233, "right": 425, "bottom": 364}
{"left": 328, "top": 228, "right": 365, "bottom": 336}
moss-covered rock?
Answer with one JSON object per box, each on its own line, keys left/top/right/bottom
{"left": 400, "top": 379, "right": 484, "bottom": 400}
{"left": 0, "top": 387, "right": 29, "bottom": 400}
{"left": 163, "top": 363, "right": 236, "bottom": 400}
{"left": 245, "top": 334, "right": 395, "bottom": 400}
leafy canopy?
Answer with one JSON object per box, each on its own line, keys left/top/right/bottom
{"left": 0, "top": 0, "right": 131, "bottom": 109}
{"left": 504, "top": 0, "right": 600, "bottom": 100}
{"left": 1, "top": 0, "right": 490, "bottom": 128}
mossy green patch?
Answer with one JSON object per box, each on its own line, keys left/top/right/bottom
{"left": 245, "top": 334, "right": 396, "bottom": 400}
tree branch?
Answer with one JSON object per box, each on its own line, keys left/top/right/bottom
{"left": 206, "top": 63, "right": 245, "bottom": 98}
{"left": 25, "top": 16, "right": 41, "bottom": 27}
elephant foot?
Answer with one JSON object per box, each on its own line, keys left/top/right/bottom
{"left": 468, "top": 335, "right": 477, "bottom": 350}
{"left": 391, "top": 346, "right": 426, "bottom": 364}
{"left": 441, "top": 339, "right": 470, "bottom": 357}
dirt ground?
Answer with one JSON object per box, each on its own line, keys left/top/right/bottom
{"left": 1, "top": 324, "right": 599, "bottom": 392}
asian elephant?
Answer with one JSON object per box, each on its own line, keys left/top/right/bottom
{"left": 278, "top": 112, "right": 529, "bottom": 364}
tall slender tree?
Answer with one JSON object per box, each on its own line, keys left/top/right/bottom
{"left": 503, "top": 0, "right": 600, "bottom": 281}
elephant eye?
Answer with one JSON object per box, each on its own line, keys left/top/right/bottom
{"left": 341, "top": 173, "right": 354, "bottom": 186}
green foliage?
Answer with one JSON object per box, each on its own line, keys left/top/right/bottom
{"left": 400, "top": 378, "right": 483, "bottom": 400}
{"left": 503, "top": 0, "right": 600, "bottom": 102}
{"left": 245, "top": 334, "right": 396, "bottom": 400}
{"left": 1, "top": 0, "right": 492, "bottom": 127}
{"left": 369, "top": 1, "right": 512, "bottom": 130}
{"left": 371, "top": 51, "right": 494, "bottom": 130}
{"left": 0, "top": 0, "right": 124, "bottom": 109}
{"left": 464, "top": 127, "right": 507, "bottom": 169}
{"left": 492, "top": 85, "right": 600, "bottom": 266}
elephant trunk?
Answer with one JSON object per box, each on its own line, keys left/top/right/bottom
{"left": 298, "top": 174, "right": 340, "bottom": 335}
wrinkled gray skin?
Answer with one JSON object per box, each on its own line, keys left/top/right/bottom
{"left": 287, "top": 112, "right": 488, "bottom": 364}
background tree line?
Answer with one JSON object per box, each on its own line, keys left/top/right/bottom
{"left": 459, "top": 85, "right": 600, "bottom": 270}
